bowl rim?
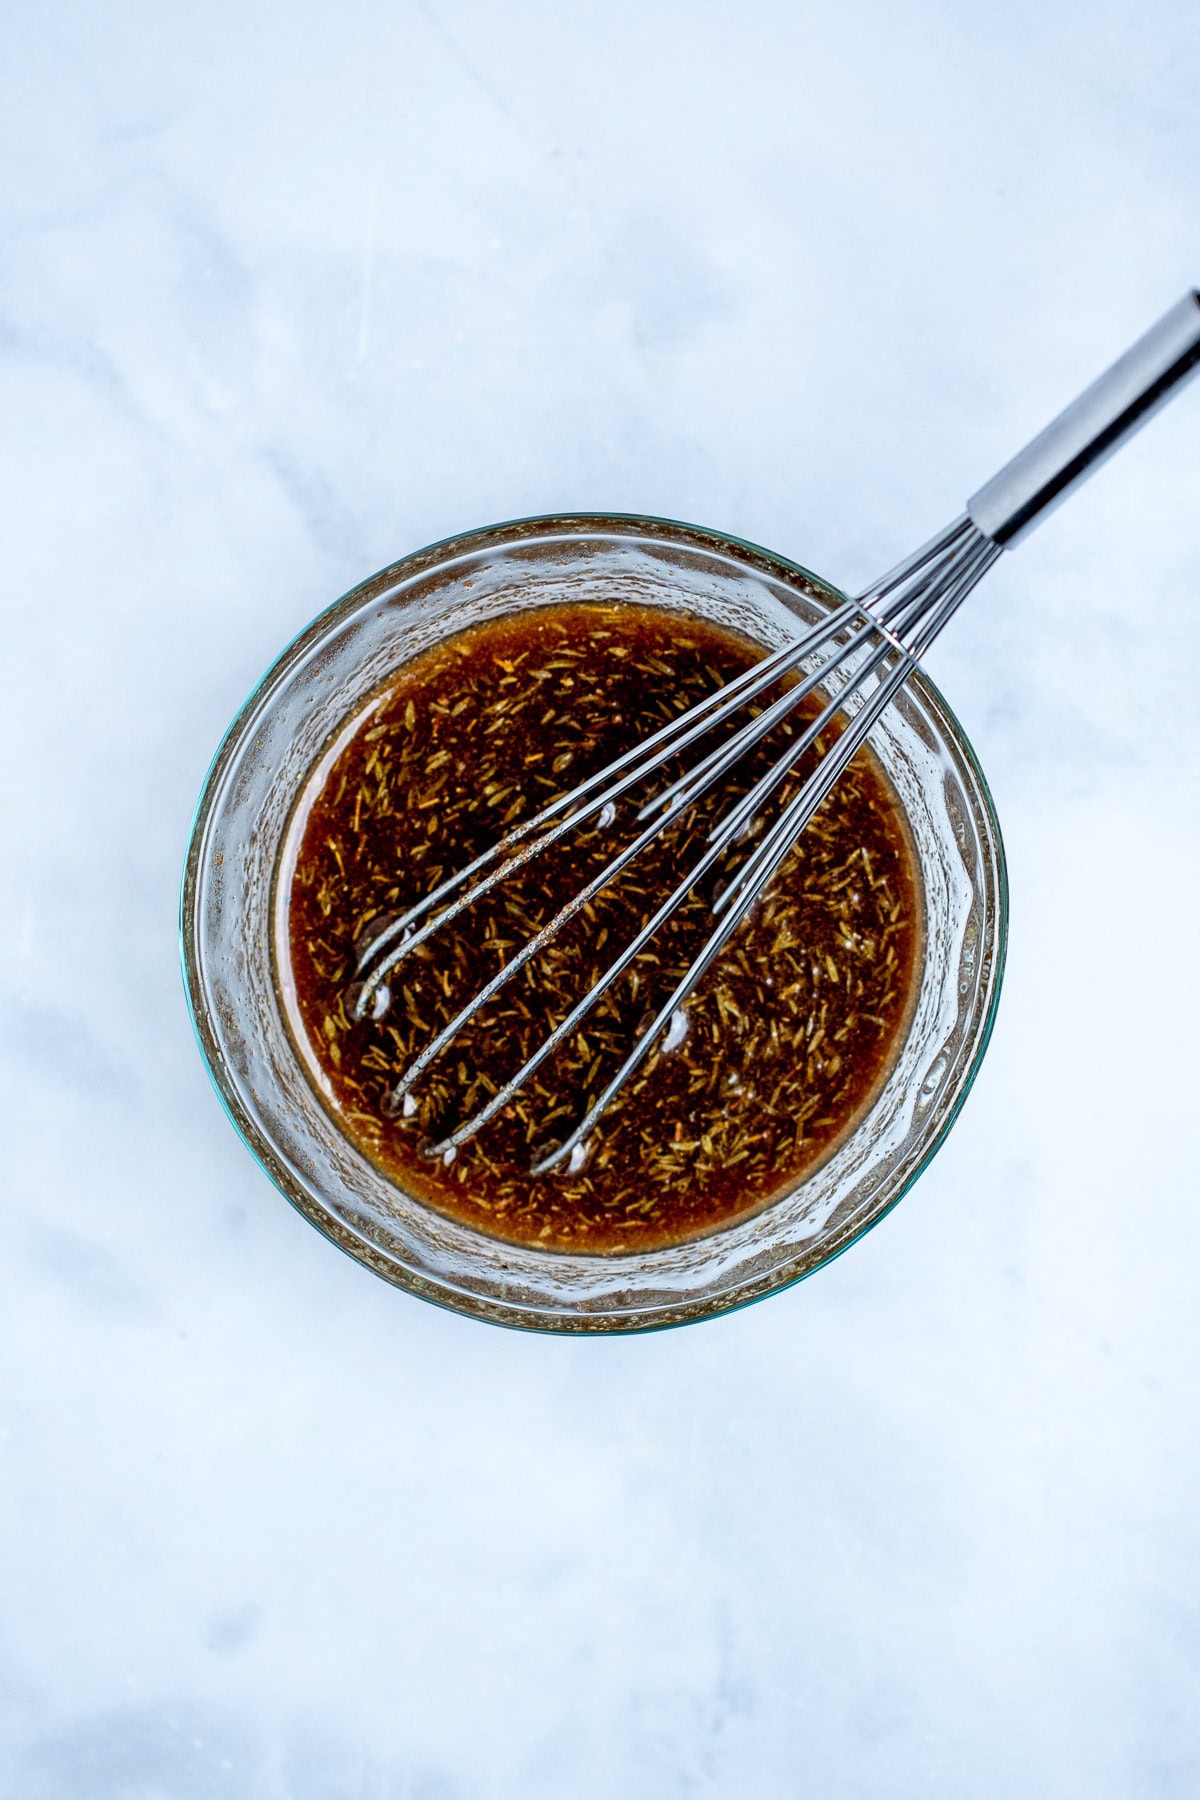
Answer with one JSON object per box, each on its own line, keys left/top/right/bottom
{"left": 180, "top": 511, "right": 1008, "bottom": 1332}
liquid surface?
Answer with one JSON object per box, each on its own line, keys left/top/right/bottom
{"left": 284, "top": 602, "right": 921, "bottom": 1253}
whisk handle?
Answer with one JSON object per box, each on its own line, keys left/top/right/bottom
{"left": 967, "top": 290, "right": 1200, "bottom": 548}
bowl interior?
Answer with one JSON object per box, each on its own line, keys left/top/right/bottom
{"left": 182, "top": 516, "right": 1006, "bottom": 1332}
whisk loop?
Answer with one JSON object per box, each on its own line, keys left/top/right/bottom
{"left": 349, "top": 292, "right": 1200, "bottom": 1169}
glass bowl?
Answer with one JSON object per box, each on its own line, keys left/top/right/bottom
{"left": 181, "top": 515, "right": 1006, "bottom": 1332}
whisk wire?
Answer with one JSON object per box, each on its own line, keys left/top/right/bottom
{"left": 637, "top": 613, "right": 883, "bottom": 826}
{"left": 390, "top": 616, "right": 884, "bottom": 1133}
{"left": 350, "top": 595, "right": 864, "bottom": 1016}
{"left": 423, "top": 824, "right": 737, "bottom": 1157}
{"left": 527, "top": 535, "right": 1005, "bottom": 1173}
{"left": 416, "top": 615, "right": 903, "bottom": 1157}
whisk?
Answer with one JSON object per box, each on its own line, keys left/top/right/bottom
{"left": 348, "top": 292, "right": 1200, "bottom": 1175}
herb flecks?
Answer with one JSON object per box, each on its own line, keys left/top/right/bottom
{"left": 287, "top": 603, "right": 921, "bottom": 1254}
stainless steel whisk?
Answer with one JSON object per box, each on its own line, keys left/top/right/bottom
{"left": 349, "top": 292, "right": 1200, "bottom": 1174}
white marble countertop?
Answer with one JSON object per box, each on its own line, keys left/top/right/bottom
{"left": 3, "top": 3, "right": 1199, "bottom": 1795}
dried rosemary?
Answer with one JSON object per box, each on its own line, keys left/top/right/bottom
{"left": 286, "top": 601, "right": 921, "bottom": 1254}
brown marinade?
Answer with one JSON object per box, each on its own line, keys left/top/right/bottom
{"left": 285, "top": 601, "right": 921, "bottom": 1254}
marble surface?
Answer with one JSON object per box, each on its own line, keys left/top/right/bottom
{"left": 3, "top": 2, "right": 1200, "bottom": 1794}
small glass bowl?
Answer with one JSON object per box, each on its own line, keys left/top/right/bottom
{"left": 181, "top": 515, "right": 1006, "bottom": 1332}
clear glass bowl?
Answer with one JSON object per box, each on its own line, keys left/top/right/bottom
{"left": 181, "top": 515, "right": 1006, "bottom": 1332}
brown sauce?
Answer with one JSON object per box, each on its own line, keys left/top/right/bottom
{"left": 283, "top": 601, "right": 921, "bottom": 1254}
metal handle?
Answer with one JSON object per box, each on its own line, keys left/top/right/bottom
{"left": 967, "top": 290, "right": 1200, "bottom": 548}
